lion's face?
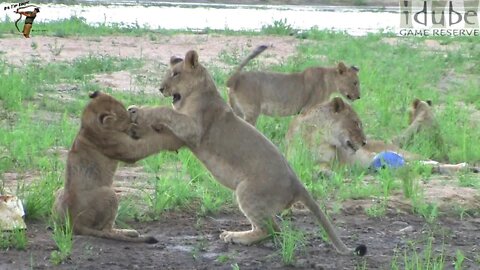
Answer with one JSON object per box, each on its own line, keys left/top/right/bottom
{"left": 326, "top": 97, "right": 366, "bottom": 154}
{"left": 159, "top": 50, "right": 214, "bottom": 110}
{"left": 409, "top": 98, "right": 432, "bottom": 124}
{"left": 82, "top": 91, "right": 134, "bottom": 137}
{"left": 159, "top": 56, "right": 183, "bottom": 97}
{"left": 334, "top": 62, "right": 360, "bottom": 101}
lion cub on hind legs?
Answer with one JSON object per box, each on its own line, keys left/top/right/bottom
{"left": 128, "top": 50, "right": 366, "bottom": 256}
{"left": 53, "top": 91, "right": 183, "bottom": 243}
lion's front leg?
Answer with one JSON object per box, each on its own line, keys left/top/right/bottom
{"left": 128, "top": 106, "right": 202, "bottom": 148}
{"left": 392, "top": 121, "right": 421, "bottom": 147}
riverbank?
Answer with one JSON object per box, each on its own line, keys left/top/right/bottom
{"left": 36, "top": 0, "right": 399, "bottom": 7}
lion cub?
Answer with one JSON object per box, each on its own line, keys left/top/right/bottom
{"left": 392, "top": 98, "right": 448, "bottom": 161}
{"left": 53, "top": 91, "right": 183, "bottom": 243}
{"left": 128, "top": 50, "right": 366, "bottom": 256}
{"left": 224, "top": 45, "right": 360, "bottom": 125}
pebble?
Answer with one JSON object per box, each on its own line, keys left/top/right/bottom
{"left": 391, "top": 221, "right": 409, "bottom": 227}
{"left": 398, "top": 225, "right": 414, "bottom": 234}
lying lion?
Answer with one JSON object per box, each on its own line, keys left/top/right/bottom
{"left": 53, "top": 91, "right": 183, "bottom": 243}
{"left": 128, "top": 50, "right": 366, "bottom": 256}
{"left": 223, "top": 45, "right": 360, "bottom": 125}
{"left": 286, "top": 98, "right": 471, "bottom": 174}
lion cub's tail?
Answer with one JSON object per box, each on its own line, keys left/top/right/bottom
{"left": 298, "top": 188, "right": 367, "bottom": 257}
{"left": 227, "top": 44, "right": 268, "bottom": 88}
{"left": 75, "top": 225, "right": 158, "bottom": 244}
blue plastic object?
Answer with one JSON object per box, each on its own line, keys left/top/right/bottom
{"left": 370, "top": 151, "right": 405, "bottom": 171}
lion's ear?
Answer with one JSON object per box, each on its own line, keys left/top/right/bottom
{"left": 338, "top": 62, "right": 348, "bottom": 74}
{"left": 426, "top": 100, "right": 432, "bottom": 106}
{"left": 184, "top": 50, "right": 199, "bottom": 70}
{"left": 412, "top": 98, "right": 421, "bottom": 109}
{"left": 170, "top": 56, "right": 183, "bottom": 67}
{"left": 99, "top": 113, "right": 116, "bottom": 126}
{"left": 350, "top": 65, "right": 359, "bottom": 72}
{"left": 332, "top": 97, "right": 345, "bottom": 113}
{"left": 89, "top": 91, "right": 101, "bottom": 99}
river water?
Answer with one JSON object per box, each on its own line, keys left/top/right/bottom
{"left": 2, "top": 2, "right": 400, "bottom": 35}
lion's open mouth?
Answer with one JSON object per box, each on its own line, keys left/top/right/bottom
{"left": 346, "top": 140, "right": 358, "bottom": 152}
{"left": 129, "top": 126, "right": 140, "bottom": 140}
{"left": 172, "top": 93, "right": 181, "bottom": 104}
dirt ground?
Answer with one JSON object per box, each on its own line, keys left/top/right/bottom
{"left": 1, "top": 34, "right": 480, "bottom": 269}
{"left": 0, "top": 34, "right": 299, "bottom": 93}
{"left": 2, "top": 199, "right": 480, "bottom": 269}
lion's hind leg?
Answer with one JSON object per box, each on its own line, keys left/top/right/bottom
{"left": 111, "top": 228, "right": 140, "bottom": 238}
{"left": 241, "top": 103, "right": 261, "bottom": 126}
{"left": 228, "top": 90, "right": 245, "bottom": 119}
{"left": 231, "top": 92, "right": 261, "bottom": 126}
{"left": 220, "top": 182, "right": 281, "bottom": 245}
{"left": 74, "top": 224, "right": 157, "bottom": 243}
{"left": 219, "top": 217, "right": 278, "bottom": 245}
{"left": 52, "top": 188, "right": 67, "bottom": 222}
{"left": 72, "top": 187, "right": 157, "bottom": 243}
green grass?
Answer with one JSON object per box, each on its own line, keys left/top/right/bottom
{"left": 0, "top": 228, "right": 27, "bottom": 251}
{"left": 0, "top": 21, "right": 479, "bottom": 269}
{"left": 0, "top": 16, "right": 260, "bottom": 38}
{"left": 274, "top": 221, "right": 306, "bottom": 266}
{"left": 0, "top": 61, "right": 35, "bottom": 110}
{"left": 391, "top": 236, "right": 446, "bottom": 270}
{"left": 20, "top": 167, "right": 64, "bottom": 221}
{"left": 0, "top": 16, "right": 154, "bottom": 37}
{"left": 50, "top": 215, "right": 73, "bottom": 265}
{"left": 0, "top": 15, "right": 320, "bottom": 39}
{"left": 261, "top": 19, "right": 296, "bottom": 36}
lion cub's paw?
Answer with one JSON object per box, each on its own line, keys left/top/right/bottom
{"left": 220, "top": 230, "right": 265, "bottom": 245}
{"left": 115, "top": 228, "right": 140, "bottom": 238}
{"left": 220, "top": 230, "right": 237, "bottom": 244}
{"left": 127, "top": 105, "right": 140, "bottom": 123}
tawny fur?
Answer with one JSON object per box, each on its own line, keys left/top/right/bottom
{"left": 128, "top": 50, "right": 366, "bottom": 256}
{"left": 392, "top": 99, "right": 448, "bottom": 161}
{"left": 53, "top": 91, "right": 183, "bottom": 243}
{"left": 286, "top": 98, "right": 466, "bottom": 174}
{"left": 285, "top": 97, "right": 368, "bottom": 169}
{"left": 225, "top": 45, "right": 361, "bottom": 126}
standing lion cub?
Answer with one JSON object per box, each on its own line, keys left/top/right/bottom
{"left": 224, "top": 45, "right": 361, "bottom": 125}
{"left": 53, "top": 91, "right": 183, "bottom": 243}
{"left": 128, "top": 50, "right": 366, "bottom": 256}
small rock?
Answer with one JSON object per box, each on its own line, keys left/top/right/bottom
{"left": 391, "top": 221, "right": 409, "bottom": 227}
{"left": 399, "top": 226, "right": 414, "bottom": 233}
{"left": 296, "top": 258, "right": 308, "bottom": 266}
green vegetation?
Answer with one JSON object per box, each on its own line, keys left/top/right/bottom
{"left": 0, "top": 228, "right": 27, "bottom": 251}
{"left": 274, "top": 221, "right": 306, "bottom": 265}
{"left": 391, "top": 236, "right": 446, "bottom": 270}
{"left": 50, "top": 215, "right": 74, "bottom": 265}
{"left": 0, "top": 17, "right": 479, "bottom": 269}
{"left": 0, "top": 16, "right": 154, "bottom": 37}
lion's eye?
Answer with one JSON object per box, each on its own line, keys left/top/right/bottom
{"left": 172, "top": 71, "right": 180, "bottom": 77}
